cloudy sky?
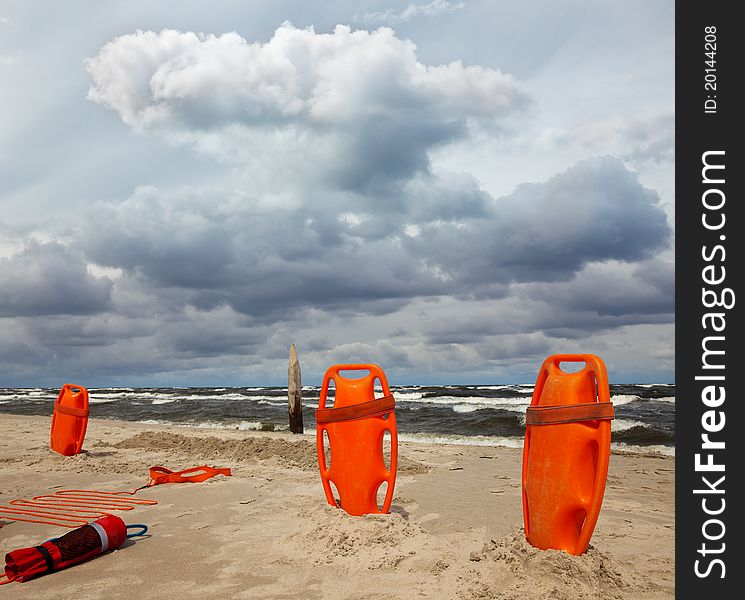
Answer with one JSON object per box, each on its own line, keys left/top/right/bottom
{"left": 0, "top": 1, "right": 674, "bottom": 386}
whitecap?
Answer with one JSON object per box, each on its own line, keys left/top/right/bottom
{"left": 613, "top": 418, "right": 649, "bottom": 431}
{"left": 655, "top": 396, "right": 676, "bottom": 403}
{"left": 612, "top": 442, "right": 675, "bottom": 457}
{"left": 610, "top": 394, "right": 641, "bottom": 406}
{"left": 452, "top": 404, "right": 481, "bottom": 413}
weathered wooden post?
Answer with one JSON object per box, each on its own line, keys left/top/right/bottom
{"left": 288, "top": 344, "right": 303, "bottom": 434}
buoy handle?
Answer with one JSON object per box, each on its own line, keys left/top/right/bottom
{"left": 125, "top": 524, "right": 149, "bottom": 538}
{"left": 531, "top": 354, "right": 610, "bottom": 406}
{"left": 318, "top": 364, "right": 391, "bottom": 409}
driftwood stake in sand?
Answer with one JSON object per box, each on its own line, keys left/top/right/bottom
{"left": 288, "top": 344, "right": 303, "bottom": 434}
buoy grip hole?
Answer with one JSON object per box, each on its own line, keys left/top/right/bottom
{"left": 382, "top": 429, "right": 392, "bottom": 471}
{"left": 338, "top": 369, "right": 371, "bottom": 380}
{"left": 376, "top": 481, "right": 389, "bottom": 511}
{"left": 558, "top": 361, "right": 586, "bottom": 374}
{"left": 322, "top": 430, "right": 332, "bottom": 470}
{"left": 329, "top": 481, "right": 341, "bottom": 507}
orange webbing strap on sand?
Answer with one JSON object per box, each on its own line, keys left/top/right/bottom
{"left": 135, "top": 465, "right": 232, "bottom": 492}
{"left": 315, "top": 395, "right": 396, "bottom": 424}
{"left": 0, "top": 490, "right": 157, "bottom": 529}
{"left": 525, "top": 402, "right": 615, "bottom": 425}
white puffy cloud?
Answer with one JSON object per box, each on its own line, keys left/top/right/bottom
{"left": 86, "top": 24, "right": 526, "bottom": 191}
{"left": 87, "top": 24, "right": 523, "bottom": 129}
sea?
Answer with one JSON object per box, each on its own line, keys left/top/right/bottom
{"left": 0, "top": 384, "right": 675, "bottom": 456}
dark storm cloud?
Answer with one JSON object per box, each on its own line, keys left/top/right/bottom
{"left": 74, "top": 157, "right": 669, "bottom": 325}
{"left": 0, "top": 241, "right": 112, "bottom": 317}
{"left": 407, "top": 157, "right": 671, "bottom": 288}
{"left": 422, "top": 256, "right": 674, "bottom": 350}
{"left": 522, "top": 257, "right": 674, "bottom": 318}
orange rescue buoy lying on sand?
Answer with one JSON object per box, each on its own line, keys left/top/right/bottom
{"left": 316, "top": 364, "right": 397, "bottom": 516}
{"left": 522, "top": 354, "right": 615, "bottom": 555}
{"left": 50, "top": 384, "right": 89, "bottom": 456}
{"left": 1, "top": 515, "right": 148, "bottom": 585}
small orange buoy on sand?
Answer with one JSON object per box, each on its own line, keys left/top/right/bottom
{"left": 316, "top": 364, "right": 397, "bottom": 516}
{"left": 522, "top": 354, "right": 615, "bottom": 555}
{"left": 50, "top": 384, "right": 89, "bottom": 456}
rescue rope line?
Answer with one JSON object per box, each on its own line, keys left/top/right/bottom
{"left": 0, "top": 465, "right": 229, "bottom": 530}
{"left": 0, "top": 490, "right": 157, "bottom": 529}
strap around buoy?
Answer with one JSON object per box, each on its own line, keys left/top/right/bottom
{"left": 525, "top": 402, "right": 615, "bottom": 426}
{"left": 54, "top": 405, "right": 90, "bottom": 418}
{"left": 315, "top": 395, "right": 395, "bottom": 424}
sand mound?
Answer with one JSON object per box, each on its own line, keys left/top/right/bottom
{"left": 462, "top": 529, "right": 632, "bottom": 600}
{"left": 116, "top": 431, "right": 428, "bottom": 474}
{"left": 291, "top": 504, "right": 427, "bottom": 571}
{"left": 116, "top": 431, "right": 319, "bottom": 471}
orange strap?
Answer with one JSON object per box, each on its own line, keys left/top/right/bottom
{"left": 526, "top": 402, "right": 615, "bottom": 426}
{"left": 315, "top": 395, "right": 395, "bottom": 424}
{"left": 54, "top": 404, "right": 90, "bottom": 418}
{"left": 144, "top": 465, "right": 232, "bottom": 488}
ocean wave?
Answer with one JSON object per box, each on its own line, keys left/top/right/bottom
{"left": 0, "top": 385, "right": 674, "bottom": 453}
{"left": 399, "top": 432, "right": 524, "bottom": 448}
{"left": 257, "top": 400, "right": 286, "bottom": 407}
{"left": 88, "top": 391, "right": 143, "bottom": 399}
{"left": 89, "top": 397, "right": 127, "bottom": 404}
{"left": 613, "top": 418, "right": 648, "bottom": 432}
{"left": 611, "top": 394, "right": 675, "bottom": 405}
{"left": 136, "top": 419, "right": 288, "bottom": 432}
{"left": 472, "top": 385, "right": 532, "bottom": 391}
{"left": 400, "top": 396, "right": 531, "bottom": 408}
{"left": 635, "top": 384, "right": 673, "bottom": 388}
{"left": 453, "top": 404, "right": 482, "bottom": 413}
{"left": 391, "top": 392, "right": 425, "bottom": 401}
{"left": 610, "top": 394, "right": 641, "bottom": 406}
{"left": 612, "top": 442, "right": 675, "bottom": 457}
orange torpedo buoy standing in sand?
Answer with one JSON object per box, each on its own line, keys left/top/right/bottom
{"left": 50, "top": 384, "right": 90, "bottom": 456}
{"left": 316, "top": 364, "right": 397, "bottom": 516}
{"left": 522, "top": 354, "right": 615, "bottom": 555}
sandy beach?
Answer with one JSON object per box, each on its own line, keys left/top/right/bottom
{"left": 0, "top": 414, "right": 673, "bottom": 599}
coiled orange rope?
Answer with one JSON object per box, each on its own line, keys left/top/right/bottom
{"left": 0, "top": 465, "right": 229, "bottom": 532}
{"left": 0, "top": 490, "right": 157, "bottom": 529}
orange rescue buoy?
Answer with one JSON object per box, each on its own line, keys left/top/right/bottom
{"left": 50, "top": 384, "right": 90, "bottom": 456}
{"left": 316, "top": 364, "right": 397, "bottom": 516}
{"left": 521, "top": 354, "right": 615, "bottom": 555}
